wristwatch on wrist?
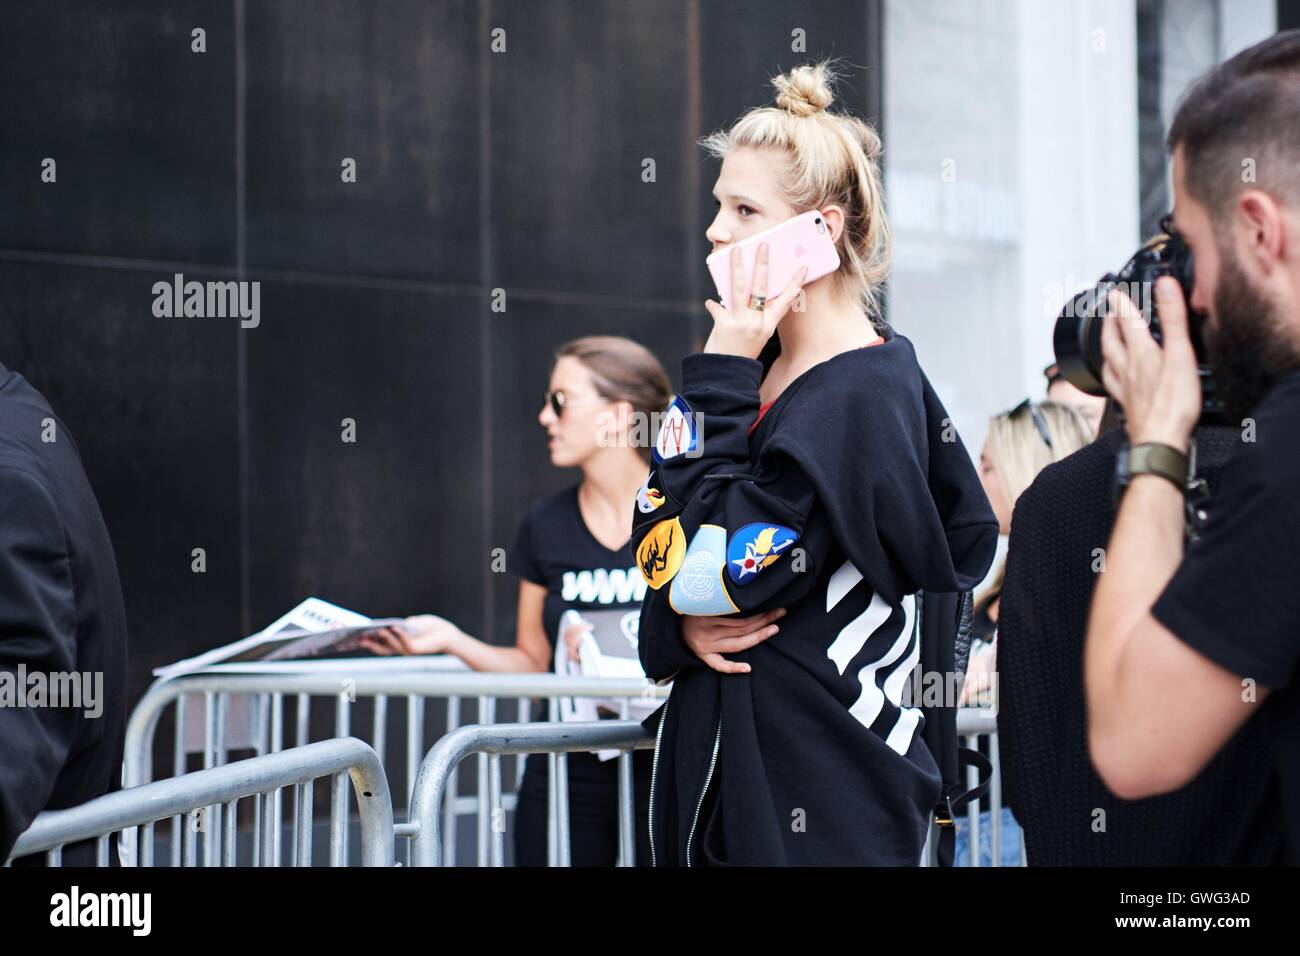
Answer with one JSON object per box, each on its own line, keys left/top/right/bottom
{"left": 1115, "top": 441, "right": 1190, "bottom": 495}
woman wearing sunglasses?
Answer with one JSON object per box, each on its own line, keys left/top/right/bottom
{"left": 967, "top": 398, "right": 1095, "bottom": 704}
{"left": 363, "top": 335, "right": 671, "bottom": 866}
{"left": 631, "top": 60, "right": 999, "bottom": 866}
{"left": 970, "top": 397, "right": 1095, "bottom": 683}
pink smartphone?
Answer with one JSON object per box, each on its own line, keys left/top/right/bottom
{"left": 706, "top": 209, "right": 841, "bottom": 312}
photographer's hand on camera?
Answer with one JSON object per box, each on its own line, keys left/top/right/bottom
{"left": 1086, "top": 271, "right": 1277, "bottom": 801}
{"left": 1100, "top": 277, "right": 1202, "bottom": 453}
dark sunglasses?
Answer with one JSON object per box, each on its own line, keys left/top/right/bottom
{"left": 543, "top": 388, "right": 604, "bottom": 417}
{"left": 1011, "top": 398, "right": 1053, "bottom": 450}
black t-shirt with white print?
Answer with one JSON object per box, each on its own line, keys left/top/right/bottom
{"left": 509, "top": 484, "right": 655, "bottom": 866}
{"left": 511, "top": 483, "right": 647, "bottom": 657}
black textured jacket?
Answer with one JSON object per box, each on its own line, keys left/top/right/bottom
{"left": 0, "top": 361, "right": 129, "bottom": 864}
{"left": 631, "top": 329, "right": 997, "bottom": 865}
{"left": 998, "top": 425, "right": 1282, "bottom": 865}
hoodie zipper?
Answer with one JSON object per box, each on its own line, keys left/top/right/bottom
{"left": 685, "top": 714, "right": 722, "bottom": 867}
{"left": 648, "top": 694, "right": 669, "bottom": 868}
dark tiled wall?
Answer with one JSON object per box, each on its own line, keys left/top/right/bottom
{"left": 1281, "top": 0, "right": 1300, "bottom": 32}
{"left": 0, "top": 0, "right": 882, "bottom": 712}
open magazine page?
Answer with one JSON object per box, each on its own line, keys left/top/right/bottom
{"left": 153, "top": 597, "right": 405, "bottom": 678}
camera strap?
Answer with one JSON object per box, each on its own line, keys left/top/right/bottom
{"left": 1183, "top": 438, "right": 1213, "bottom": 543}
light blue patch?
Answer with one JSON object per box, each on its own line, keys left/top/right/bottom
{"left": 668, "top": 524, "right": 738, "bottom": 616}
{"left": 726, "top": 522, "right": 799, "bottom": 586}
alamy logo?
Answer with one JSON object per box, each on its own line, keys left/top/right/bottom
{"left": 0, "top": 665, "right": 102, "bottom": 718}
{"left": 50, "top": 886, "right": 151, "bottom": 936}
{"left": 561, "top": 568, "right": 646, "bottom": 605}
{"left": 152, "top": 273, "right": 260, "bottom": 328}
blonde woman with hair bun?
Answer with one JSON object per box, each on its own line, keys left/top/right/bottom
{"left": 630, "top": 59, "right": 998, "bottom": 866}
{"left": 700, "top": 59, "right": 893, "bottom": 335}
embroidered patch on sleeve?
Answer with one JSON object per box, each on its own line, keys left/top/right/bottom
{"left": 635, "top": 466, "right": 673, "bottom": 514}
{"left": 726, "top": 522, "right": 799, "bottom": 586}
{"left": 652, "top": 395, "right": 698, "bottom": 463}
{"left": 636, "top": 516, "right": 686, "bottom": 590}
{"left": 668, "top": 524, "right": 740, "bottom": 616}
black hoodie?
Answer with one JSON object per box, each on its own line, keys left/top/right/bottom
{"left": 631, "top": 328, "right": 997, "bottom": 866}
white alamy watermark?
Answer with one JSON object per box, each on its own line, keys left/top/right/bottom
{"left": 152, "top": 273, "right": 260, "bottom": 328}
{"left": 594, "top": 409, "right": 705, "bottom": 458}
{"left": 0, "top": 665, "right": 103, "bottom": 718}
{"left": 1047, "top": 276, "right": 1155, "bottom": 324}
{"left": 899, "top": 666, "right": 999, "bottom": 713}
{"left": 50, "top": 886, "right": 151, "bottom": 936}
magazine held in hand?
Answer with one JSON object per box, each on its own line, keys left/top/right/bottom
{"left": 154, "top": 597, "right": 411, "bottom": 678}
{"left": 554, "top": 608, "right": 663, "bottom": 760}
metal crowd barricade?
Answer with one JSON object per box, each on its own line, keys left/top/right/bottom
{"left": 122, "top": 659, "right": 669, "bottom": 866}
{"left": 7, "top": 738, "right": 393, "bottom": 867}
{"left": 114, "top": 659, "right": 1016, "bottom": 868}
{"left": 407, "top": 720, "right": 654, "bottom": 867}
{"left": 408, "top": 714, "right": 1023, "bottom": 868}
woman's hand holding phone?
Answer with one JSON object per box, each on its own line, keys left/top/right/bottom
{"left": 703, "top": 241, "right": 808, "bottom": 360}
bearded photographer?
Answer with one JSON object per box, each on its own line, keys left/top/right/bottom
{"left": 1085, "top": 30, "right": 1300, "bottom": 865}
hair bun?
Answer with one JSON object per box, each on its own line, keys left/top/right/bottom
{"left": 772, "top": 61, "right": 836, "bottom": 117}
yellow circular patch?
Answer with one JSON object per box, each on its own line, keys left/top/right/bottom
{"left": 636, "top": 517, "right": 686, "bottom": 590}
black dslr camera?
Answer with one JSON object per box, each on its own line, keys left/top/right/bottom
{"left": 1052, "top": 216, "right": 1225, "bottom": 424}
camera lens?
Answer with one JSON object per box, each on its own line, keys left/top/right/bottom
{"left": 1051, "top": 229, "right": 1220, "bottom": 423}
{"left": 1053, "top": 288, "right": 1107, "bottom": 397}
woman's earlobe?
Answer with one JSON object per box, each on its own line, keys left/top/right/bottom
{"left": 817, "top": 205, "right": 846, "bottom": 244}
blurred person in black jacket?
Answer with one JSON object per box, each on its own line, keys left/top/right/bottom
{"left": 0, "top": 359, "right": 129, "bottom": 865}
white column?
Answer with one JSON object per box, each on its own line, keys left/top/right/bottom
{"left": 1220, "top": 0, "right": 1277, "bottom": 59}
{"left": 1015, "top": 0, "right": 1138, "bottom": 417}
{"left": 886, "top": 0, "right": 1140, "bottom": 455}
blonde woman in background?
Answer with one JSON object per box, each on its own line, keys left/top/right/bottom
{"left": 967, "top": 400, "right": 1095, "bottom": 704}
{"left": 957, "top": 399, "right": 1092, "bottom": 866}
